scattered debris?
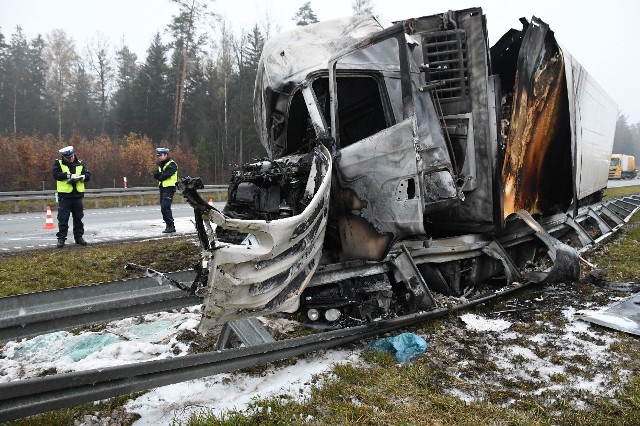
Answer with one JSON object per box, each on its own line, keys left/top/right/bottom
{"left": 578, "top": 292, "right": 640, "bottom": 336}
{"left": 588, "top": 269, "right": 640, "bottom": 292}
{"left": 365, "top": 332, "right": 428, "bottom": 363}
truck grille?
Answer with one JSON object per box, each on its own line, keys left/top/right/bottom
{"left": 422, "top": 30, "right": 469, "bottom": 101}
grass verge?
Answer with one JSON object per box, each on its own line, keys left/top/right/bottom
{"left": 1, "top": 237, "right": 200, "bottom": 426}
{"left": 0, "top": 237, "right": 200, "bottom": 296}
{"left": 602, "top": 184, "right": 640, "bottom": 200}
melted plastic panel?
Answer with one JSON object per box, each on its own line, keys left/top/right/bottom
{"left": 198, "top": 145, "right": 332, "bottom": 332}
{"left": 501, "top": 18, "right": 572, "bottom": 218}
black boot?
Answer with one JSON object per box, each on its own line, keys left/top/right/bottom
{"left": 57, "top": 238, "right": 65, "bottom": 248}
{"left": 162, "top": 226, "right": 176, "bottom": 233}
{"left": 75, "top": 237, "right": 87, "bottom": 245}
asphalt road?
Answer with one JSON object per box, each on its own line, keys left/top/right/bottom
{"left": 606, "top": 177, "right": 640, "bottom": 188}
{"left": 0, "top": 201, "right": 226, "bottom": 253}
{"left": 2, "top": 178, "right": 638, "bottom": 253}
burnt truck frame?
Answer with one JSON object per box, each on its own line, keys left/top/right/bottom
{"left": 178, "top": 8, "right": 617, "bottom": 332}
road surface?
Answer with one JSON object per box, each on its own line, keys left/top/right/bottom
{"left": 0, "top": 202, "right": 225, "bottom": 253}
{"left": 2, "top": 179, "right": 639, "bottom": 253}
{"left": 606, "top": 177, "right": 640, "bottom": 188}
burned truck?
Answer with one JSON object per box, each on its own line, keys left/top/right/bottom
{"left": 178, "top": 8, "right": 617, "bottom": 332}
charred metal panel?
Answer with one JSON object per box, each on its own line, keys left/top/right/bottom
{"left": 410, "top": 9, "right": 499, "bottom": 231}
{"left": 321, "top": 21, "right": 458, "bottom": 261}
{"left": 254, "top": 16, "right": 396, "bottom": 157}
{"left": 501, "top": 18, "right": 572, "bottom": 218}
{"left": 442, "top": 113, "right": 477, "bottom": 191}
{"left": 332, "top": 119, "right": 423, "bottom": 260}
{"left": 495, "top": 17, "right": 616, "bottom": 219}
{"left": 578, "top": 292, "right": 640, "bottom": 336}
{"left": 197, "top": 145, "right": 332, "bottom": 332}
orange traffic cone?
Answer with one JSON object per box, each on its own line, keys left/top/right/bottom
{"left": 43, "top": 205, "right": 56, "bottom": 229}
{"left": 208, "top": 198, "right": 214, "bottom": 206}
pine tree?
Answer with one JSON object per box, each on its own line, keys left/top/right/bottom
{"left": 26, "top": 35, "right": 49, "bottom": 136}
{"left": 293, "top": 2, "right": 319, "bottom": 26}
{"left": 134, "top": 33, "right": 172, "bottom": 144}
{"left": 6, "top": 27, "right": 30, "bottom": 138}
{"left": 0, "top": 30, "right": 7, "bottom": 134}
{"left": 242, "top": 24, "right": 266, "bottom": 162}
{"left": 179, "top": 52, "right": 210, "bottom": 150}
{"left": 352, "top": 0, "right": 376, "bottom": 16}
{"left": 66, "top": 63, "right": 98, "bottom": 137}
{"left": 111, "top": 45, "right": 138, "bottom": 136}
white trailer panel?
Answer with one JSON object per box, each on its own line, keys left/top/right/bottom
{"left": 562, "top": 48, "right": 618, "bottom": 201}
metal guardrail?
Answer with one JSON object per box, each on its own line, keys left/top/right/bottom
{"left": 0, "top": 185, "right": 227, "bottom": 212}
{"left": 0, "top": 283, "right": 531, "bottom": 421}
{"left": 0, "top": 271, "right": 199, "bottom": 342}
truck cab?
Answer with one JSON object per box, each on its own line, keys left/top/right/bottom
{"left": 609, "top": 154, "right": 622, "bottom": 179}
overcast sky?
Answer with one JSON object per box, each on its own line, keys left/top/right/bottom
{"left": 1, "top": 0, "right": 638, "bottom": 123}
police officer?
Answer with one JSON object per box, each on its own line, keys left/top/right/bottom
{"left": 53, "top": 146, "right": 91, "bottom": 248}
{"left": 153, "top": 147, "right": 178, "bottom": 233}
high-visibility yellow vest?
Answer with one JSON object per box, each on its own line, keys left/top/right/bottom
{"left": 57, "top": 160, "right": 85, "bottom": 193}
{"left": 158, "top": 160, "right": 178, "bottom": 187}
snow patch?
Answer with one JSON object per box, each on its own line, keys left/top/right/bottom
{"left": 459, "top": 313, "right": 512, "bottom": 332}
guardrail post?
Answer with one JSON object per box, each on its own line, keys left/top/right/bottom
{"left": 95, "top": 198, "right": 99, "bottom": 209}
{"left": 14, "top": 201, "right": 19, "bottom": 214}
{"left": 118, "top": 196, "right": 123, "bottom": 208}
{"left": 140, "top": 195, "right": 144, "bottom": 206}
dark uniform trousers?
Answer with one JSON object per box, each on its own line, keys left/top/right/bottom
{"left": 56, "top": 197, "right": 85, "bottom": 240}
{"left": 160, "top": 189, "right": 175, "bottom": 227}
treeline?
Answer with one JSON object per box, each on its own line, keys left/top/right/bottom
{"left": 613, "top": 114, "right": 640, "bottom": 160}
{"left": 0, "top": 134, "right": 199, "bottom": 190}
{"left": 0, "top": 0, "right": 376, "bottom": 192}
{"left": 0, "top": 0, "right": 271, "bottom": 190}
{"left": 3, "top": 0, "right": 636, "bottom": 191}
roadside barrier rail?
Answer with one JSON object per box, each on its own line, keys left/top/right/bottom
{"left": 0, "top": 185, "right": 228, "bottom": 213}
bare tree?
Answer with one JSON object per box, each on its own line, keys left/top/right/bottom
{"left": 217, "top": 19, "right": 233, "bottom": 174}
{"left": 231, "top": 28, "right": 247, "bottom": 165}
{"left": 44, "top": 29, "right": 78, "bottom": 140}
{"left": 352, "top": 0, "right": 376, "bottom": 16}
{"left": 86, "top": 32, "right": 113, "bottom": 135}
{"left": 257, "top": 7, "right": 280, "bottom": 39}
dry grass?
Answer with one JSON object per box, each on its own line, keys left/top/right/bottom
{"left": 0, "top": 238, "right": 200, "bottom": 296}
{"left": 602, "top": 184, "right": 640, "bottom": 200}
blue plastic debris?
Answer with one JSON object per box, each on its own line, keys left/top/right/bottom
{"left": 365, "top": 332, "right": 428, "bottom": 363}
